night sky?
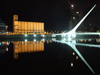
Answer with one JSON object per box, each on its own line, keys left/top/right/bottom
{"left": 0, "top": 0, "right": 100, "bottom": 31}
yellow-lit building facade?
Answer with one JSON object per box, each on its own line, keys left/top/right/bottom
{"left": 13, "top": 15, "right": 44, "bottom": 33}
{"left": 14, "top": 41, "right": 44, "bottom": 59}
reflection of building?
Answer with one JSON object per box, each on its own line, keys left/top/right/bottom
{"left": 0, "top": 18, "right": 7, "bottom": 33}
{"left": 13, "top": 15, "right": 44, "bottom": 33}
{"left": 14, "top": 41, "right": 44, "bottom": 59}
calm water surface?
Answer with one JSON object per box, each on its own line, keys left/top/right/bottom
{"left": 0, "top": 38, "right": 100, "bottom": 75}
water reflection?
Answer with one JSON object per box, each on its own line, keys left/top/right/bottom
{"left": 52, "top": 38, "right": 100, "bottom": 74}
{"left": 0, "top": 38, "right": 100, "bottom": 74}
{"left": 13, "top": 41, "right": 44, "bottom": 59}
{"left": 0, "top": 41, "right": 9, "bottom": 55}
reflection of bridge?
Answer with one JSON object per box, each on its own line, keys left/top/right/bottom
{"left": 52, "top": 38, "right": 100, "bottom": 74}
{"left": 53, "top": 4, "right": 100, "bottom": 41}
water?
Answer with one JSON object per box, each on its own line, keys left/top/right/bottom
{"left": 0, "top": 38, "right": 100, "bottom": 75}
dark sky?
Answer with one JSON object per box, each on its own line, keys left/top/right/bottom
{"left": 0, "top": 0, "right": 100, "bottom": 31}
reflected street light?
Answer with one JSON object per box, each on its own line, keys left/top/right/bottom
{"left": 71, "top": 4, "right": 74, "bottom": 8}
{"left": 71, "top": 63, "right": 73, "bottom": 67}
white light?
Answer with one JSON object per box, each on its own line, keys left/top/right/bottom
{"left": 34, "top": 34, "right": 36, "bottom": 37}
{"left": 25, "top": 35, "right": 27, "bottom": 37}
{"left": 63, "top": 38, "right": 66, "bottom": 42}
{"left": 42, "top": 35, "right": 45, "bottom": 37}
{"left": 68, "top": 33, "right": 72, "bottom": 41}
{"left": 6, "top": 47, "right": 8, "bottom": 51}
{"left": 41, "top": 38, "right": 45, "bottom": 41}
{"left": 6, "top": 26, "right": 8, "bottom": 29}
{"left": 68, "top": 37, "right": 71, "bottom": 41}
{"left": 71, "top": 63, "right": 73, "bottom": 67}
{"left": 52, "top": 38, "right": 56, "bottom": 41}
{"left": 34, "top": 39, "right": 36, "bottom": 42}
{"left": 71, "top": 4, "right": 74, "bottom": 8}
{"left": 25, "top": 39, "right": 27, "bottom": 42}
{"left": 52, "top": 35, "right": 56, "bottom": 37}
{"left": 76, "top": 12, "right": 79, "bottom": 14}
{"left": 62, "top": 33, "right": 66, "bottom": 37}
{"left": 6, "top": 41, "right": 9, "bottom": 45}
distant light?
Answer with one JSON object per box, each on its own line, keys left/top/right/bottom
{"left": 71, "top": 63, "right": 73, "bottom": 67}
{"left": 6, "top": 47, "right": 8, "bottom": 51}
{"left": 76, "top": 12, "right": 79, "bottom": 14}
{"left": 73, "top": 52, "right": 75, "bottom": 55}
{"left": 71, "top": 4, "right": 74, "bottom": 8}
{"left": 80, "top": 40, "right": 83, "bottom": 42}
{"left": 25, "top": 34, "right": 27, "bottom": 37}
{"left": 2, "top": 42, "right": 5, "bottom": 44}
{"left": 34, "top": 34, "right": 36, "bottom": 37}
{"left": 41, "top": 38, "right": 45, "bottom": 41}
{"left": 6, "top": 41, "right": 9, "bottom": 45}
{"left": 25, "top": 39, "right": 27, "bottom": 42}
{"left": 34, "top": 39, "right": 36, "bottom": 42}
{"left": 76, "top": 56, "right": 78, "bottom": 60}
{"left": 42, "top": 35, "right": 45, "bottom": 37}
{"left": 0, "top": 43, "right": 1, "bottom": 46}
{"left": 88, "top": 39, "right": 91, "bottom": 41}
{"left": 73, "top": 17, "right": 75, "bottom": 20}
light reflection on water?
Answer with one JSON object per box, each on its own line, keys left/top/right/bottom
{"left": 0, "top": 38, "right": 100, "bottom": 74}
{"left": 52, "top": 38, "right": 100, "bottom": 74}
{"left": 13, "top": 41, "right": 44, "bottom": 59}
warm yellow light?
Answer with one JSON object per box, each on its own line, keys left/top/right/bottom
{"left": 13, "top": 15, "right": 44, "bottom": 33}
{"left": 73, "top": 52, "right": 75, "bottom": 55}
{"left": 13, "top": 41, "right": 44, "bottom": 59}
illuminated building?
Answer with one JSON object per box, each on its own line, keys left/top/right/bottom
{"left": 13, "top": 41, "right": 44, "bottom": 59}
{"left": 13, "top": 15, "right": 44, "bottom": 33}
{"left": 0, "top": 18, "right": 7, "bottom": 33}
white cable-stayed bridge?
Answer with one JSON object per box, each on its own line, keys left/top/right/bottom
{"left": 52, "top": 4, "right": 100, "bottom": 41}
